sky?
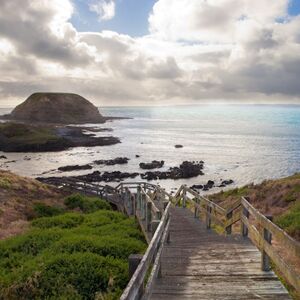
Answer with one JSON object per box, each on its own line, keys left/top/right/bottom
{"left": 0, "top": 0, "right": 300, "bottom": 107}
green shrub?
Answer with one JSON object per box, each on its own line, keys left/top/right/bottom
{"left": 64, "top": 194, "right": 111, "bottom": 213}
{"left": 32, "top": 213, "right": 84, "bottom": 229}
{"left": 0, "top": 253, "right": 127, "bottom": 300}
{"left": 33, "top": 203, "right": 64, "bottom": 218}
{"left": 275, "top": 202, "right": 300, "bottom": 239}
{"left": 0, "top": 207, "right": 146, "bottom": 299}
{"left": 84, "top": 210, "right": 126, "bottom": 227}
{"left": 49, "top": 235, "right": 146, "bottom": 259}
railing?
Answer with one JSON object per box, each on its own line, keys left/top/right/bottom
{"left": 175, "top": 185, "right": 300, "bottom": 294}
{"left": 115, "top": 182, "right": 173, "bottom": 299}
{"left": 40, "top": 178, "right": 300, "bottom": 296}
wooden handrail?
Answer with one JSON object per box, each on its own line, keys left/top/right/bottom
{"left": 241, "top": 197, "right": 300, "bottom": 258}
{"left": 120, "top": 202, "right": 171, "bottom": 300}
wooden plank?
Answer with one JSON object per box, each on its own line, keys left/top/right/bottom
{"left": 149, "top": 206, "right": 291, "bottom": 300}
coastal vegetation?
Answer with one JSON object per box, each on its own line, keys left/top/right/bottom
{"left": 0, "top": 122, "right": 119, "bottom": 152}
{"left": 0, "top": 193, "right": 146, "bottom": 299}
{"left": 209, "top": 173, "right": 300, "bottom": 241}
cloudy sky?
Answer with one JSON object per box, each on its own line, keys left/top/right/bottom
{"left": 0, "top": 0, "right": 300, "bottom": 106}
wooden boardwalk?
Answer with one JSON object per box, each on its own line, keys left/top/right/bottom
{"left": 43, "top": 179, "right": 298, "bottom": 299}
{"left": 150, "top": 206, "right": 291, "bottom": 300}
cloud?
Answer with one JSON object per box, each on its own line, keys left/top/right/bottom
{"left": 89, "top": 1, "right": 116, "bottom": 21}
{"left": 0, "top": 0, "right": 299, "bottom": 106}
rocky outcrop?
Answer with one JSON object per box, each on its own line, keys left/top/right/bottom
{"left": 93, "top": 157, "right": 129, "bottom": 166}
{"left": 58, "top": 164, "right": 93, "bottom": 172}
{"left": 72, "top": 171, "right": 139, "bottom": 183}
{"left": 141, "top": 161, "right": 204, "bottom": 180}
{"left": 139, "top": 160, "right": 164, "bottom": 170}
{"left": 2, "top": 93, "right": 105, "bottom": 124}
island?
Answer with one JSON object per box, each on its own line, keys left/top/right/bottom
{"left": 0, "top": 93, "right": 120, "bottom": 152}
{"left": 1, "top": 92, "right": 105, "bottom": 124}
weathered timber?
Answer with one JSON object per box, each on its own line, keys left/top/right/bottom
{"left": 150, "top": 206, "right": 291, "bottom": 300}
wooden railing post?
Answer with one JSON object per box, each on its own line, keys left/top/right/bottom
{"left": 182, "top": 186, "right": 187, "bottom": 208}
{"left": 136, "top": 186, "right": 141, "bottom": 211}
{"left": 141, "top": 193, "right": 146, "bottom": 220}
{"left": 194, "top": 198, "right": 199, "bottom": 218}
{"left": 206, "top": 204, "right": 212, "bottom": 229}
{"left": 146, "top": 201, "right": 152, "bottom": 232}
{"left": 241, "top": 206, "right": 250, "bottom": 237}
{"left": 128, "top": 254, "right": 144, "bottom": 298}
{"left": 151, "top": 220, "right": 160, "bottom": 233}
{"left": 261, "top": 216, "right": 273, "bottom": 271}
{"left": 132, "top": 195, "right": 136, "bottom": 216}
{"left": 225, "top": 211, "right": 233, "bottom": 235}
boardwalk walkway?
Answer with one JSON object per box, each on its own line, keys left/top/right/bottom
{"left": 40, "top": 179, "right": 298, "bottom": 299}
{"left": 150, "top": 206, "right": 291, "bottom": 300}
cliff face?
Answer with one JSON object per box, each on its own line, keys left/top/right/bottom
{"left": 7, "top": 93, "right": 105, "bottom": 124}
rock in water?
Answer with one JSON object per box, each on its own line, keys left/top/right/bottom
{"left": 5, "top": 93, "right": 105, "bottom": 124}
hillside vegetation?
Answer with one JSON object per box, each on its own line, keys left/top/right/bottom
{"left": 209, "top": 173, "right": 300, "bottom": 240}
{"left": 0, "top": 194, "right": 146, "bottom": 299}
{"left": 0, "top": 170, "right": 68, "bottom": 239}
{"left": 0, "top": 122, "right": 69, "bottom": 152}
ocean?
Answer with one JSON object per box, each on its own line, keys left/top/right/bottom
{"left": 1, "top": 104, "right": 300, "bottom": 193}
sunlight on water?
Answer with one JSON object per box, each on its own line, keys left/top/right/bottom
{"left": 1, "top": 105, "right": 300, "bottom": 192}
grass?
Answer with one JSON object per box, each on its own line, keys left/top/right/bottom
{"left": 0, "top": 178, "right": 11, "bottom": 189}
{"left": 0, "top": 122, "right": 60, "bottom": 144}
{"left": 275, "top": 201, "right": 300, "bottom": 240}
{"left": 0, "top": 196, "right": 147, "bottom": 299}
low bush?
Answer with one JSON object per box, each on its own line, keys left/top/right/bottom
{"left": 33, "top": 203, "right": 64, "bottom": 218}
{"left": 0, "top": 204, "right": 146, "bottom": 299}
{"left": 32, "top": 213, "right": 85, "bottom": 229}
{"left": 64, "top": 194, "right": 111, "bottom": 213}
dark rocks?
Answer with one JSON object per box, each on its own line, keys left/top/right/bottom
{"left": 191, "top": 184, "right": 203, "bottom": 190}
{"left": 203, "top": 180, "right": 215, "bottom": 191}
{"left": 135, "top": 155, "right": 140, "bottom": 158}
{"left": 74, "top": 171, "right": 139, "bottom": 183}
{"left": 94, "top": 157, "right": 129, "bottom": 166}
{"left": 141, "top": 161, "right": 204, "bottom": 181}
{"left": 218, "top": 179, "right": 234, "bottom": 187}
{"left": 177, "top": 161, "right": 204, "bottom": 178}
{"left": 0, "top": 155, "right": 7, "bottom": 159}
{"left": 175, "top": 144, "right": 183, "bottom": 148}
{"left": 139, "top": 160, "right": 164, "bottom": 170}
{"left": 58, "top": 164, "right": 93, "bottom": 172}
{"left": 222, "top": 179, "right": 234, "bottom": 185}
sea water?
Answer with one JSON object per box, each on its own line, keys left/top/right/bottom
{"left": 1, "top": 105, "right": 300, "bottom": 193}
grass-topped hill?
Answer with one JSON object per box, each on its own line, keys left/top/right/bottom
{"left": 209, "top": 173, "right": 300, "bottom": 240}
{"left": 2, "top": 93, "right": 105, "bottom": 124}
{"left": 0, "top": 194, "right": 146, "bottom": 299}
